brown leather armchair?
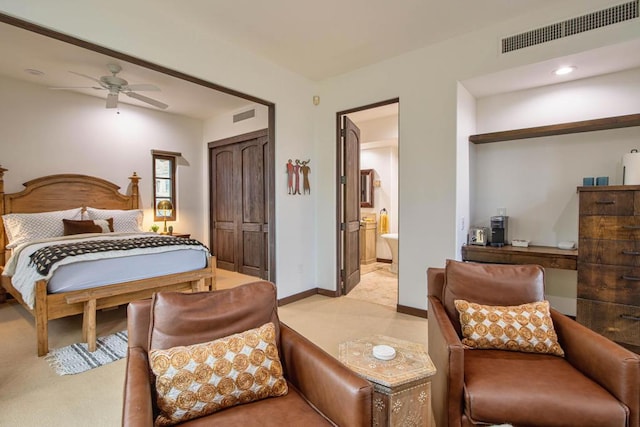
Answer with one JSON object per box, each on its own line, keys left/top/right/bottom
{"left": 428, "top": 260, "right": 640, "bottom": 427}
{"left": 122, "top": 281, "right": 373, "bottom": 426}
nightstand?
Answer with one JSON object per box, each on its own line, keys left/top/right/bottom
{"left": 169, "top": 232, "right": 190, "bottom": 238}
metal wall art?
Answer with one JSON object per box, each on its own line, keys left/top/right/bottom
{"left": 286, "top": 158, "right": 310, "bottom": 195}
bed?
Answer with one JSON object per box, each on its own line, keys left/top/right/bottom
{"left": 0, "top": 168, "right": 216, "bottom": 356}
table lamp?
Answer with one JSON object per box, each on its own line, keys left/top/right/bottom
{"left": 157, "top": 200, "right": 173, "bottom": 234}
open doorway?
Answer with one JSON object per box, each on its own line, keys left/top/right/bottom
{"left": 0, "top": 14, "right": 277, "bottom": 285}
{"left": 336, "top": 99, "right": 399, "bottom": 309}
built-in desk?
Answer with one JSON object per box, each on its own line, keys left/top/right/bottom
{"left": 461, "top": 244, "right": 578, "bottom": 270}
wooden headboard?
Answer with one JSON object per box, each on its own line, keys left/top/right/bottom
{"left": 0, "top": 167, "right": 141, "bottom": 265}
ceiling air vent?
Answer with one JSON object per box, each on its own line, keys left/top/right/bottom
{"left": 501, "top": 0, "right": 638, "bottom": 53}
{"left": 233, "top": 109, "right": 256, "bottom": 123}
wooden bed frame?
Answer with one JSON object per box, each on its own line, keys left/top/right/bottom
{"left": 0, "top": 167, "right": 216, "bottom": 356}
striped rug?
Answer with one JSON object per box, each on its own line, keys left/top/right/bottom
{"left": 45, "top": 330, "right": 128, "bottom": 375}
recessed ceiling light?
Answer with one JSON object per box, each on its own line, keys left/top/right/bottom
{"left": 24, "top": 68, "right": 45, "bottom": 76}
{"left": 553, "top": 66, "right": 576, "bottom": 76}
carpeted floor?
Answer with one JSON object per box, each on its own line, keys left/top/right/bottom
{"left": 0, "top": 267, "right": 426, "bottom": 426}
{"left": 346, "top": 262, "right": 398, "bottom": 308}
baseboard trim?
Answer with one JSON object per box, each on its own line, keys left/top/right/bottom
{"left": 397, "top": 304, "right": 428, "bottom": 318}
{"left": 317, "top": 288, "right": 339, "bottom": 297}
{"left": 376, "top": 258, "right": 392, "bottom": 264}
{"left": 278, "top": 288, "right": 319, "bottom": 306}
{"left": 277, "top": 288, "right": 428, "bottom": 321}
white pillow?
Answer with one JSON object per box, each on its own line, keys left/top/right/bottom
{"left": 2, "top": 208, "right": 83, "bottom": 249}
{"left": 85, "top": 207, "right": 143, "bottom": 233}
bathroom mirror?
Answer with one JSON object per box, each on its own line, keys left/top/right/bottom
{"left": 360, "top": 169, "right": 374, "bottom": 208}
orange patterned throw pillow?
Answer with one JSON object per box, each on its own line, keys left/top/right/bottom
{"left": 454, "top": 299, "right": 564, "bottom": 356}
{"left": 149, "top": 322, "right": 288, "bottom": 426}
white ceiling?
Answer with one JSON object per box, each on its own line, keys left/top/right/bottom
{"left": 0, "top": 22, "right": 255, "bottom": 120}
{"left": 150, "top": 0, "right": 579, "bottom": 81}
{"left": 1, "top": 1, "right": 638, "bottom": 119}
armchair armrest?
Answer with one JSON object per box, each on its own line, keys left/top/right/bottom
{"left": 122, "top": 347, "right": 154, "bottom": 427}
{"left": 428, "top": 295, "right": 465, "bottom": 427}
{"left": 551, "top": 309, "right": 639, "bottom": 427}
{"left": 279, "top": 323, "right": 372, "bottom": 427}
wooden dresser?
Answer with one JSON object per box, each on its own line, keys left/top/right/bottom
{"left": 578, "top": 185, "right": 640, "bottom": 353}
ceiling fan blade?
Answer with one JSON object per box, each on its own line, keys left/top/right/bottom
{"left": 49, "top": 86, "right": 104, "bottom": 90}
{"left": 106, "top": 93, "right": 118, "bottom": 109}
{"left": 69, "top": 71, "right": 103, "bottom": 84}
{"left": 124, "top": 91, "right": 168, "bottom": 109}
{"left": 125, "top": 84, "right": 160, "bottom": 92}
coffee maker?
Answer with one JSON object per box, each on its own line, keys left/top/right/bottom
{"left": 490, "top": 216, "right": 508, "bottom": 247}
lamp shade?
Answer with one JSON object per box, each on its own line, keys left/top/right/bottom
{"left": 157, "top": 200, "right": 173, "bottom": 215}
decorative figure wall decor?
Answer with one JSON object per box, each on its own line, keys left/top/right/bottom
{"left": 293, "top": 160, "right": 301, "bottom": 195}
{"left": 300, "top": 159, "right": 311, "bottom": 194}
{"left": 286, "top": 159, "right": 295, "bottom": 194}
{"left": 286, "top": 158, "right": 311, "bottom": 195}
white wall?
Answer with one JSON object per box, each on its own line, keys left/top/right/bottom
{"left": 203, "top": 104, "right": 269, "bottom": 142}
{"left": 472, "top": 67, "right": 640, "bottom": 241}
{"left": 0, "top": 1, "right": 319, "bottom": 300}
{"left": 456, "top": 84, "right": 475, "bottom": 260}
{"left": 315, "top": 1, "right": 639, "bottom": 310}
{"left": 359, "top": 115, "right": 398, "bottom": 143}
{"left": 0, "top": 75, "right": 206, "bottom": 238}
{"left": 469, "top": 67, "right": 640, "bottom": 315}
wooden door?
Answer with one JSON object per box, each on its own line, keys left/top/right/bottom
{"left": 209, "top": 129, "right": 271, "bottom": 280}
{"left": 342, "top": 116, "right": 361, "bottom": 294}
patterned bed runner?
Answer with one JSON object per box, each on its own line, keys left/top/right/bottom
{"left": 29, "top": 236, "right": 206, "bottom": 276}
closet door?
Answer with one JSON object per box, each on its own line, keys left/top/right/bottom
{"left": 210, "top": 129, "right": 270, "bottom": 279}
{"left": 210, "top": 145, "right": 236, "bottom": 271}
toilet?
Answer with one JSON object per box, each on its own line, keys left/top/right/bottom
{"left": 381, "top": 233, "right": 398, "bottom": 274}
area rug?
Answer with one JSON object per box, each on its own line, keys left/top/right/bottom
{"left": 45, "top": 330, "right": 128, "bottom": 375}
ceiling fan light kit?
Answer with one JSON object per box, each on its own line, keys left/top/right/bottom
{"left": 50, "top": 63, "right": 169, "bottom": 110}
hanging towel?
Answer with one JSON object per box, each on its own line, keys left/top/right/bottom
{"left": 379, "top": 209, "right": 389, "bottom": 234}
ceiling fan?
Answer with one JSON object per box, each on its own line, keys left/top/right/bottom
{"left": 50, "top": 63, "right": 169, "bottom": 110}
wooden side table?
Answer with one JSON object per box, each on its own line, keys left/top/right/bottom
{"left": 169, "top": 232, "right": 190, "bottom": 238}
{"left": 338, "top": 335, "right": 436, "bottom": 427}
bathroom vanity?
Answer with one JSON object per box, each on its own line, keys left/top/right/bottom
{"left": 360, "top": 220, "right": 377, "bottom": 265}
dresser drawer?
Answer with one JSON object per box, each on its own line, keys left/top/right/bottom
{"left": 578, "top": 263, "right": 640, "bottom": 305}
{"left": 577, "top": 299, "right": 640, "bottom": 347}
{"left": 578, "top": 239, "right": 640, "bottom": 266}
{"left": 579, "top": 191, "right": 635, "bottom": 216}
{"left": 579, "top": 216, "right": 640, "bottom": 240}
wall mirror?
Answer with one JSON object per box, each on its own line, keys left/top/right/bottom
{"left": 360, "top": 169, "right": 374, "bottom": 207}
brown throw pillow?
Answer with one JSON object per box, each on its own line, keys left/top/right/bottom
{"left": 149, "top": 322, "right": 288, "bottom": 426}
{"left": 454, "top": 299, "right": 564, "bottom": 357}
{"left": 63, "top": 218, "right": 114, "bottom": 235}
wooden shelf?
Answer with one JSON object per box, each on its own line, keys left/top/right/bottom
{"left": 469, "top": 113, "right": 640, "bottom": 144}
{"left": 577, "top": 184, "right": 640, "bottom": 192}
{"left": 461, "top": 244, "right": 578, "bottom": 270}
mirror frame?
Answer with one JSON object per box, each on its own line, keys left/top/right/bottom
{"left": 360, "top": 169, "right": 374, "bottom": 208}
